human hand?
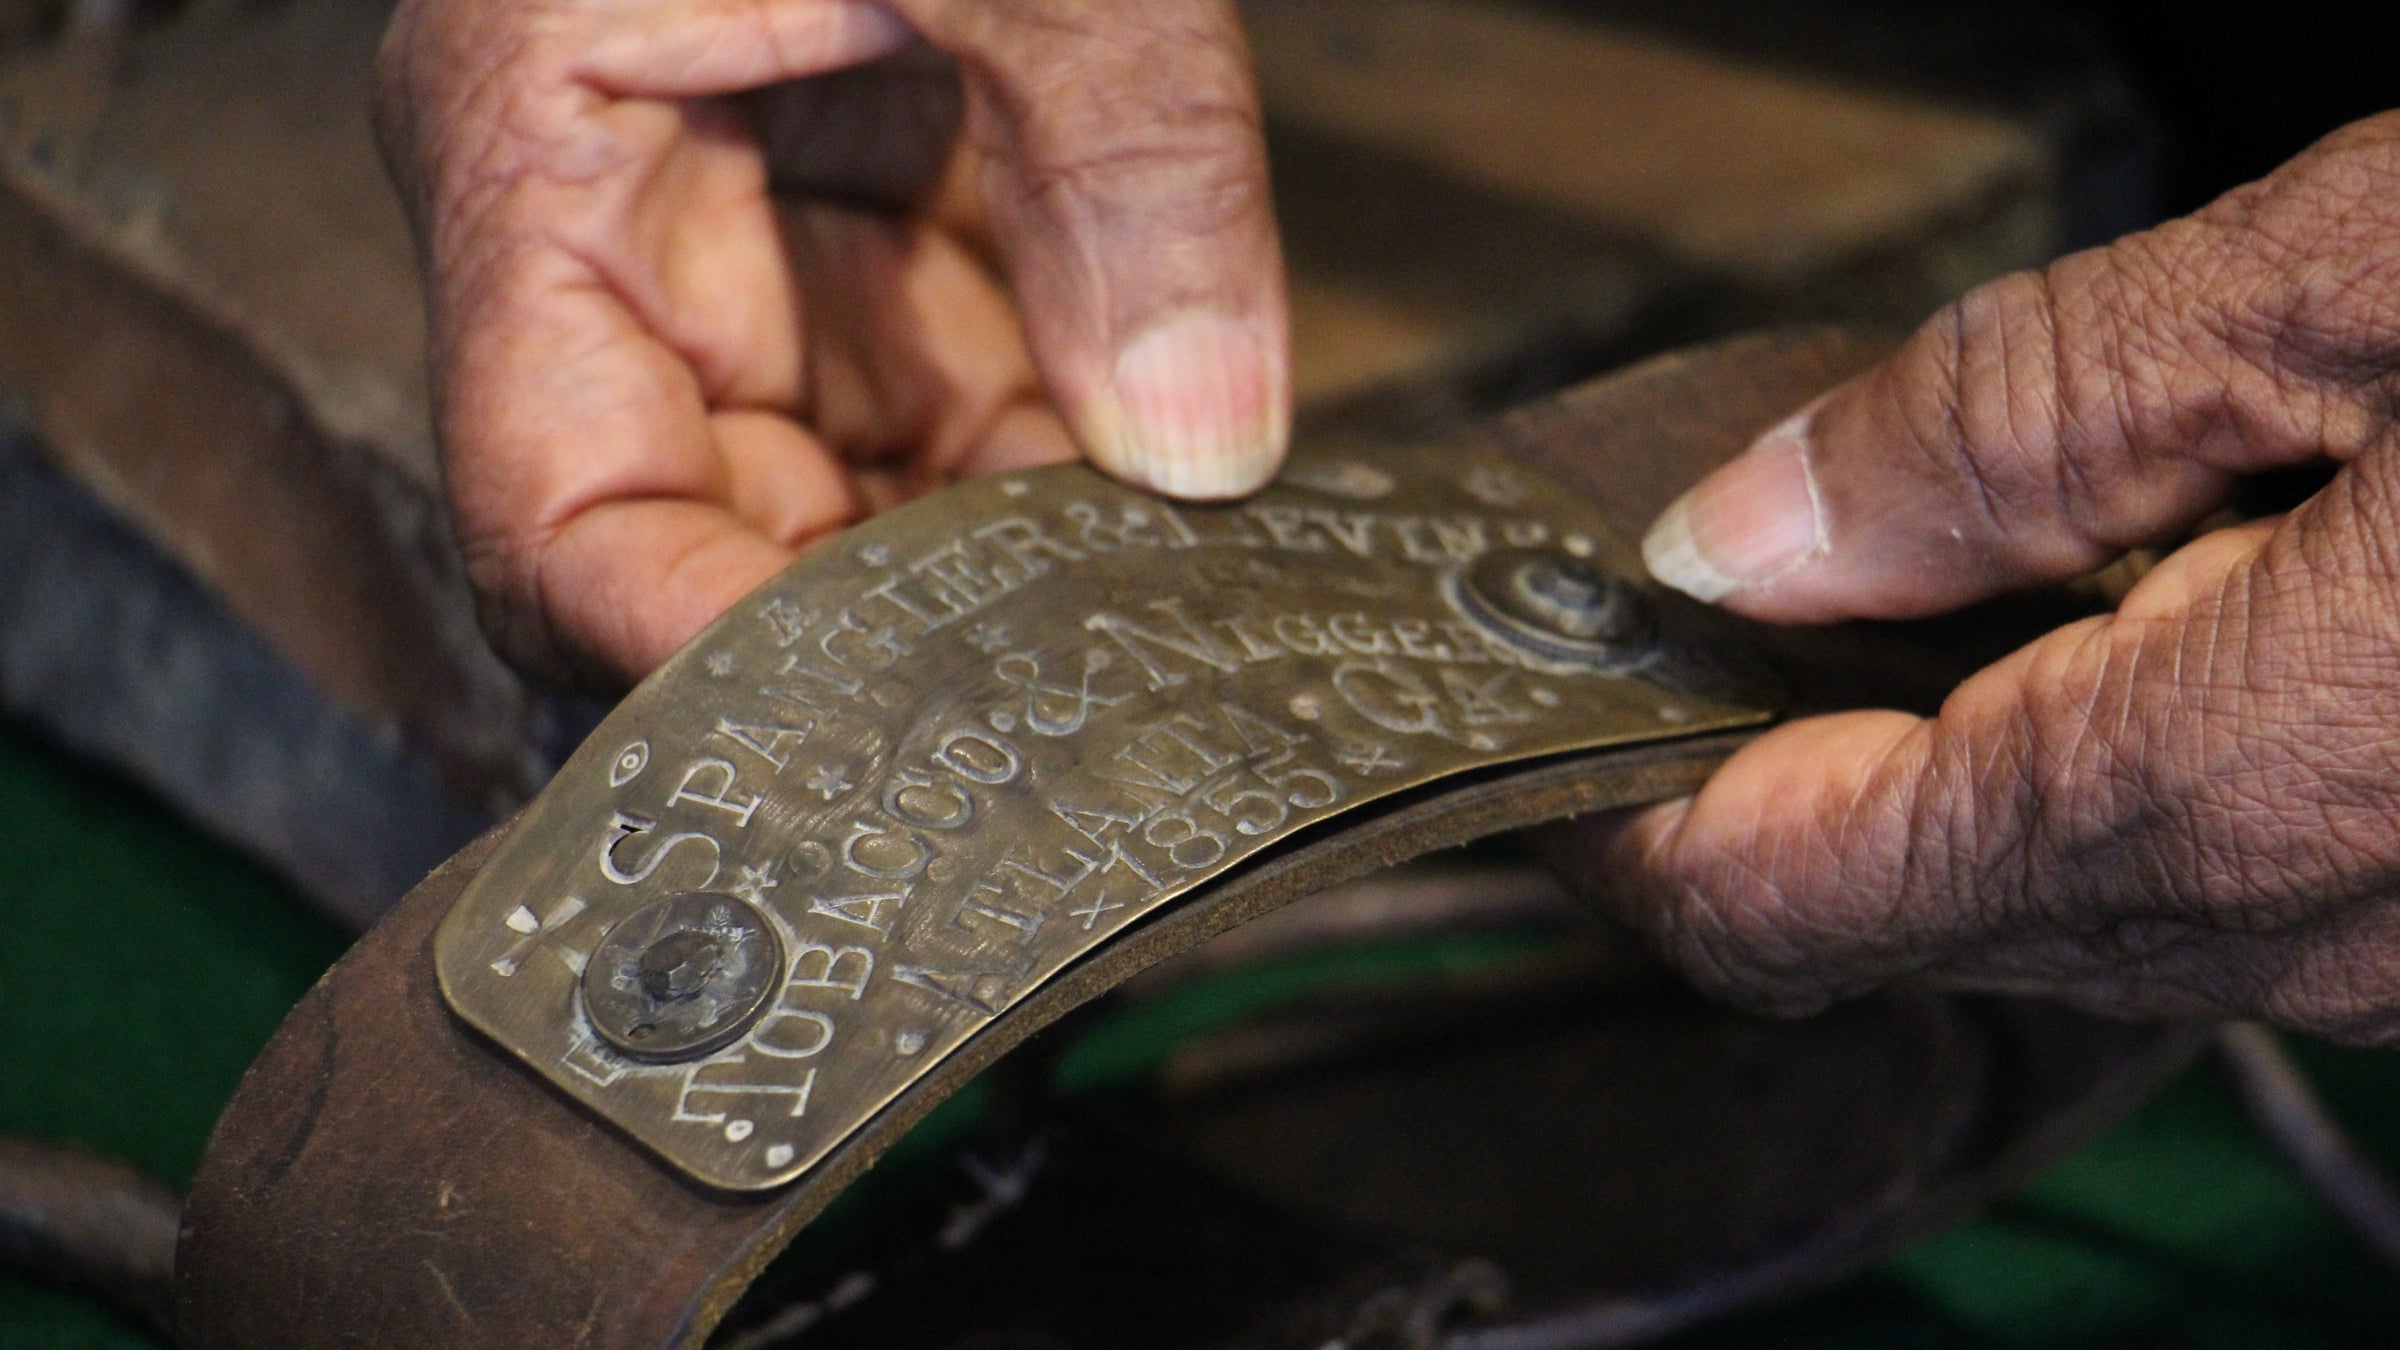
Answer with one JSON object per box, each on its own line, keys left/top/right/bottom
{"left": 1586, "top": 113, "right": 2400, "bottom": 1042}
{"left": 377, "top": 0, "right": 1288, "bottom": 682}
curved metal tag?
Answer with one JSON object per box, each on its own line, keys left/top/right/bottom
{"left": 435, "top": 444, "right": 1770, "bottom": 1190}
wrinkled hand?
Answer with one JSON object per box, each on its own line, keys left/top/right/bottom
{"left": 377, "top": 0, "right": 1288, "bottom": 682}
{"left": 1600, "top": 113, "right": 2400, "bottom": 1042}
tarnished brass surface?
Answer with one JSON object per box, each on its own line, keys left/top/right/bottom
{"left": 436, "top": 442, "right": 1770, "bottom": 1191}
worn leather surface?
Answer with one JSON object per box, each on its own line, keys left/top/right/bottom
{"left": 174, "top": 329, "right": 2207, "bottom": 1349}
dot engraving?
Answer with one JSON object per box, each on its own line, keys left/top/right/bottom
{"left": 609, "top": 741, "right": 651, "bottom": 787}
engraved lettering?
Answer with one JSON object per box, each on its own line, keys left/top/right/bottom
{"left": 894, "top": 965, "right": 1010, "bottom": 1017}
{"left": 972, "top": 516, "right": 1086, "bottom": 578}
{"left": 933, "top": 729, "right": 1022, "bottom": 785}
{"left": 766, "top": 650, "right": 863, "bottom": 702}
{"left": 1085, "top": 600, "right": 1243, "bottom": 689}
{"left": 1392, "top": 518, "right": 1446, "bottom": 563}
{"left": 1270, "top": 614, "right": 1338, "bottom": 655}
{"left": 1065, "top": 500, "right": 1175, "bottom": 553}
{"left": 786, "top": 940, "right": 874, "bottom": 1000}
{"left": 996, "top": 650, "right": 1128, "bottom": 736}
{"left": 600, "top": 812, "right": 721, "bottom": 887}
{"left": 1217, "top": 700, "right": 1307, "bottom": 757}
{"left": 753, "top": 1006, "right": 836, "bottom": 1059}
{"left": 809, "top": 887, "right": 907, "bottom": 934}
{"left": 1430, "top": 517, "right": 1490, "bottom": 560}
{"left": 669, "top": 758, "right": 762, "bottom": 828}
{"left": 758, "top": 598, "right": 817, "bottom": 647}
{"left": 1050, "top": 794, "right": 1149, "bottom": 848}
{"left": 857, "top": 573, "right": 940, "bottom": 630}
{"left": 910, "top": 539, "right": 1010, "bottom": 619}
{"left": 999, "top": 847, "right": 1095, "bottom": 901}
{"left": 884, "top": 768, "right": 974, "bottom": 831}
{"left": 1249, "top": 504, "right": 1326, "bottom": 551}
{"left": 1216, "top": 617, "right": 1286, "bottom": 663}
{"left": 1106, "top": 716, "right": 1237, "bottom": 796}
{"left": 1155, "top": 503, "right": 1204, "bottom": 548}
{"left": 952, "top": 879, "right": 1045, "bottom": 937}
{"left": 1333, "top": 660, "right": 1445, "bottom": 737}
{"left": 1062, "top": 842, "right": 1165, "bottom": 928}
{"left": 841, "top": 819, "right": 930, "bottom": 881}
{"left": 1391, "top": 619, "right": 1452, "bottom": 662}
{"left": 560, "top": 1030, "right": 627, "bottom": 1087}
{"left": 675, "top": 1055, "right": 816, "bottom": 1123}
{"left": 1441, "top": 668, "right": 1533, "bottom": 726}
{"left": 1167, "top": 503, "right": 1265, "bottom": 549}
{"left": 1143, "top": 807, "right": 1228, "bottom": 870}
{"left": 1303, "top": 509, "right": 1379, "bottom": 557}
{"left": 1440, "top": 619, "right": 1503, "bottom": 664}
{"left": 713, "top": 716, "right": 813, "bottom": 773}
{"left": 1329, "top": 613, "right": 1395, "bottom": 655}
{"left": 819, "top": 608, "right": 910, "bottom": 674}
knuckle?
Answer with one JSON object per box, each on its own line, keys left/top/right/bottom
{"left": 1892, "top": 265, "right": 2148, "bottom": 578}
{"left": 962, "top": 1, "right": 1268, "bottom": 222}
{"left": 1032, "top": 100, "right": 1267, "bottom": 232}
{"left": 456, "top": 516, "right": 585, "bottom": 687}
{"left": 2182, "top": 115, "right": 2400, "bottom": 433}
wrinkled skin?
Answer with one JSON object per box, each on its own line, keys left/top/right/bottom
{"left": 1612, "top": 112, "right": 2400, "bottom": 1043}
{"left": 376, "top": 0, "right": 1289, "bottom": 684}
{"left": 383, "top": 0, "right": 2400, "bottom": 1040}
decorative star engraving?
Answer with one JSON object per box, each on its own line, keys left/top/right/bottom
{"left": 964, "top": 622, "right": 1013, "bottom": 654}
{"left": 731, "top": 861, "right": 779, "bottom": 904}
{"left": 857, "top": 543, "right": 894, "bottom": 567}
{"left": 704, "top": 650, "right": 737, "bottom": 677}
{"left": 1338, "top": 742, "right": 1404, "bottom": 776}
{"left": 805, "top": 764, "right": 854, "bottom": 800}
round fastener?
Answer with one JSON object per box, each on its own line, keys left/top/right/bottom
{"left": 581, "top": 892, "right": 783, "bottom": 1063}
{"left": 1453, "top": 546, "right": 1654, "bottom": 665}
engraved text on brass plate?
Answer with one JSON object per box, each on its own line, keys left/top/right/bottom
{"left": 436, "top": 444, "right": 1771, "bottom": 1190}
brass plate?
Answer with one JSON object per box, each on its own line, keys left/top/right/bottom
{"left": 436, "top": 443, "right": 1770, "bottom": 1191}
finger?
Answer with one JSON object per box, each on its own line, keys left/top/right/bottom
{"left": 1589, "top": 515, "right": 2311, "bottom": 1016}
{"left": 750, "top": 41, "right": 964, "bottom": 210}
{"left": 781, "top": 201, "right": 1055, "bottom": 487}
{"left": 888, "top": 0, "right": 1290, "bottom": 499}
{"left": 571, "top": 0, "right": 916, "bottom": 97}
{"left": 1642, "top": 114, "right": 2400, "bottom": 623}
{"left": 436, "top": 237, "right": 858, "bottom": 679}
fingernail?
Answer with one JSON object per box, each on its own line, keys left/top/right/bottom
{"left": 1643, "top": 402, "right": 1828, "bottom": 603}
{"left": 1096, "top": 310, "right": 1286, "bottom": 499}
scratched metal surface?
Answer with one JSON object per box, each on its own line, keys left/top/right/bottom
{"left": 435, "top": 442, "right": 1771, "bottom": 1191}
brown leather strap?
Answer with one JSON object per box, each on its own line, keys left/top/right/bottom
{"left": 176, "top": 329, "right": 2191, "bottom": 1349}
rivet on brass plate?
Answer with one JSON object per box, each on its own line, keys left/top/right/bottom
{"left": 1452, "top": 545, "right": 1655, "bottom": 665}
{"left": 581, "top": 893, "right": 783, "bottom": 1063}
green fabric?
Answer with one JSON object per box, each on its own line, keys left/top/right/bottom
{"left": 3, "top": 715, "right": 2395, "bottom": 1349}
{"left": 0, "top": 721, "right": 348, "bottom": 1349}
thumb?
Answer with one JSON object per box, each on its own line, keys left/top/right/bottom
{"left": 893, "top": 0, "right": 1289, "bottom": 500}
{"left": 1639, "top": 119, "right": 2400, "bottom": 622}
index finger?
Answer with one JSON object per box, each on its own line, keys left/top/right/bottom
{"left": 888, "top": 0, "right": 1292, "bottom": 500}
